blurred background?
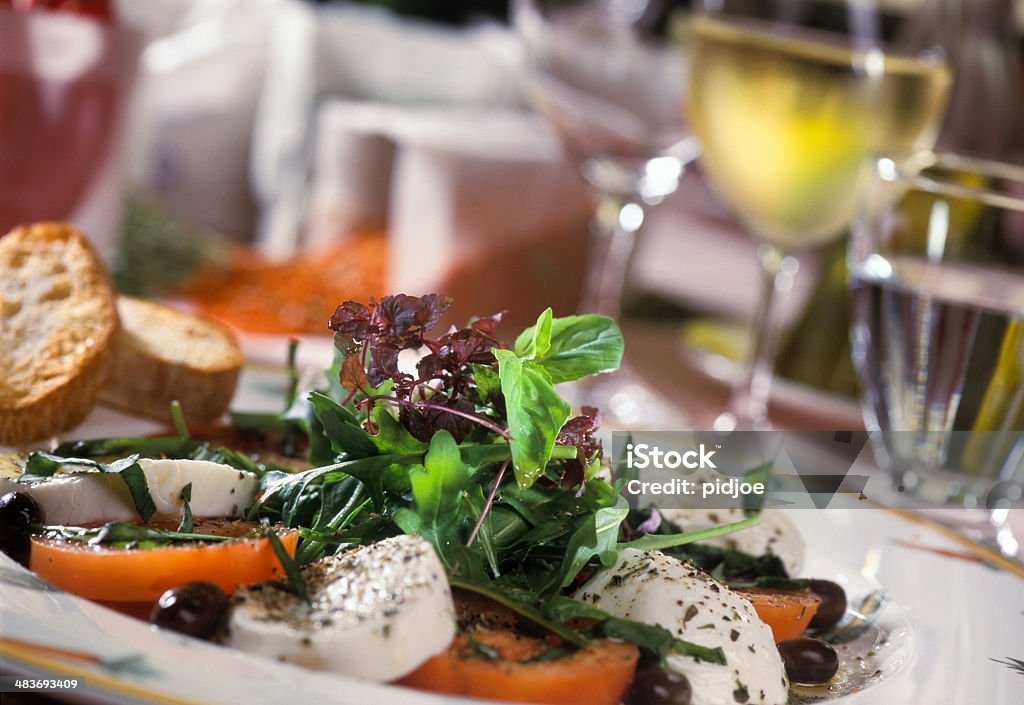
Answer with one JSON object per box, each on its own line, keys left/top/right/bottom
{"left": 2, "top": 0, "right": 1023, "bottom": 430}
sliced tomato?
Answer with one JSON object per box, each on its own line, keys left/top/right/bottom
{"left": 398, "top": 627, "right": 638, "bottom": 705}
{"left": 736, "top": 587, "right": 821, "bottom": 643}
{"left": 29, "top": 519, "right": 297, "bottom": 602}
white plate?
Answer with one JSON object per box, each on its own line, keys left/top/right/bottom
{"left": 2, "top": 499, "right": 1021, "bottom": 705}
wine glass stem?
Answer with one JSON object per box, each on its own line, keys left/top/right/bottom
{"left": 719, "top": 244, "right": 798, "bottom": 431}
{"left": 580, "top": 189, "right": 644, "bottom": 318}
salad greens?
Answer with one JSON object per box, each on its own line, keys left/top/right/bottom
{"left": 28, "top": 294, "right": 762, "bottom": 668}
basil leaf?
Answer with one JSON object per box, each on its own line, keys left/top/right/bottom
{"left": 551, "top": 495, "right": 630, "bottom": 592}
{"left": 22, "top": 451, "right": 90, "bottom": 480}
{"left": 515, "top": 308, "right": 553, "bottom": 360}
{"left": 265, "top": 529, "right": 310, "bottom": 605}
{"left": 24, "top": 453, "right": 156, "bottom": 522}
{"left": 177, "top": 482, "right": 194, "bottom": 533}
{"left": 39, "top": 522, "right": 234, "bottom": 548}
{"left": 514, "top": 314, "right": 624, "bottom": 384}
{"left": 393, "top": 431, "right": 472, "bottom": 568}
{"left": 117, "top": 458, "right": 158, "bottom": 522}
{"left": 494, "top": 350, "right": 570, "bottom": 488}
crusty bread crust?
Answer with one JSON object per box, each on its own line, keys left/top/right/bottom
{"left": 0, "top": 223, "right": 119, "bottom": 445}
{"left": 98, "top": 296, "right": 243, "bottom": 423}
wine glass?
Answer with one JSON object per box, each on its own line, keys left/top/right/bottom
{"left": 513, "top": 0, "right": 699, "bottom": 428}
{"left": 685, "top": 0, "right": 958, "bottom": 431}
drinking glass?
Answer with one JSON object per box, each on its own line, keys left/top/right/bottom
{"left": 514, "top": 0, "right": 697, "bottom": 428}
{"left": 686, "top": 0, "right": 957, "bottom": 431}
{"left": 850, "top": 152, "right": 1024, "bottom": 554}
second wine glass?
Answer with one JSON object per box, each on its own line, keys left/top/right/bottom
{"left": 514, "top": 0, "right": 698, "bottom": 428}
{"left": 686, "top": 0, "right": 957, "bottom": 430}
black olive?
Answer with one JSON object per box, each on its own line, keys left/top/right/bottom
{"left": 626, "top": 668, "right": 692, "bottom": 705}
{"left": 808, "top": 579, "right": 847, "bottom": 630}
{"left": 778, "top": 637, "right": 839, "bottom": 685}
{"left": 151, "top": 582, "right": 229, "bottom": 640}
{"left": 0, "top": 492, "right": 43, "bottom": 565}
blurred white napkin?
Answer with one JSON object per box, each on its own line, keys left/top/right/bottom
{"left": 251, "top": 2, "right": 528, "bottom": 258}
{"left": 304, "top": 100, "right": 592, "bottom": 327}
{"left": 122, "top": 0, "right": 287, "bottom": 240}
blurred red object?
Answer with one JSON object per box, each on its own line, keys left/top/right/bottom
{"left": 4, "top": 0, "right": 114, "bottom": 21}
{"left": 0, "top": 6, "right": 136, "bottom": 244}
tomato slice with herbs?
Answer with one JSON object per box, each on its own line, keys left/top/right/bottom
{"left": 736, "top": 587, "right": 822, "bottom": 643}
{"left": 398, "top": 628, "right": 639, "bottom": 705}
{"left": 29, "top": 519, "right": 297, "bottom": 602}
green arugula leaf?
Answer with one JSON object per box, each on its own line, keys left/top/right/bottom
{"left": 309, "top": 392, "right": 379, "bottom": 459}
{"left": 464, "top": 484, "right": 500, "bottom": 577}
{"left": 369, "top": 404, "right": 429, "bottom": 454}
{"left": 393, "top": 431, "right": 473, "bottom": 568}
{"left": 551, "top": 495, "right": 630, "bottom": 592}
{"left": 619, "top": 515, "right": 761, "bottom": 553}
{"left": 177, "top": 482, "right": 194, "bottom": 533}
{"left": 278, "top": 394, "right": 335, "bottom": 468}
{"left": 494, "top": 350, "right": 570, "bottom": 488}
{"left": 514, "top": 314, "right": 624, "bottom": 384}
{"left": 485, "top": 505, "right": 531, "bottom": 551}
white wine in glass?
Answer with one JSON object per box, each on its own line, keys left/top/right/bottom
{"left": 685, "top": 3, "right": 956, "bottom": 430}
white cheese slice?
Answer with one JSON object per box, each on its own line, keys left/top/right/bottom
{"left": 0, "top": 458, "right": 258, "bottom": 525}
{"left": 225, "top": 534, "right": 456, "bottom": 682}
{"left": 576, "top": 549, "right": 788, "bottom": 705}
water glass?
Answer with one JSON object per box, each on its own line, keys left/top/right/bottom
{"left": 850, "top": 152, "right": 1024, "bottom": 512}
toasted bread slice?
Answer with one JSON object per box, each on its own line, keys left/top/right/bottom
{"left": 0, "top": 223, "right": 119, "bottom": 445}
{"left": 98, "top": 296, "right": 243, "bottom": 423}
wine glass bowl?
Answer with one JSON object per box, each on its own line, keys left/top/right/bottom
{"left": 684, "top": 0, "right": 958, "bottom": 430}
{"left": 515, "top": 0, "right": 690, "bottom": 195}
{"left": 514, "top": 0, "right": 697, "bottom": 428}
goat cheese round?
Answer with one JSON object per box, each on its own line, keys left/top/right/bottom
{"left": 575, "top": 549, "right": 788, "bottom": 705}
{"left": 225, "top": 534, "right": 456, "bottom": 682}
